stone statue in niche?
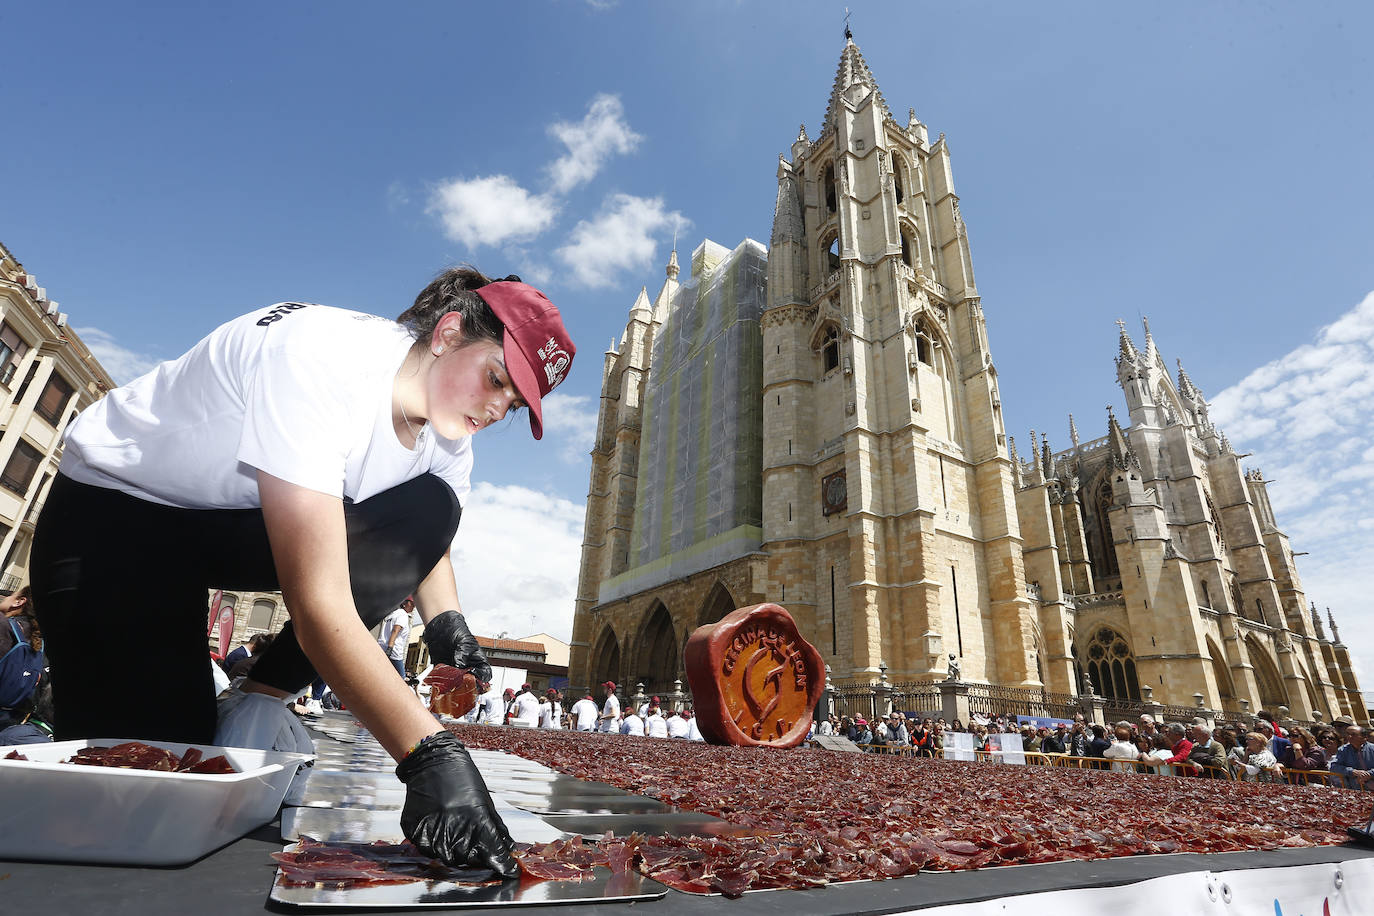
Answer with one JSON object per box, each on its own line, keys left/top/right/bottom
{"left": 946, "top": 654, "right": 961, "bottom": 682}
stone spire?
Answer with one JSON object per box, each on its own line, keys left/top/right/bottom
{"left": 821, "top": 37, "right": 894, "bottom": 137}
{"left": 1024, "top": 429, "right": 1044, "bottom": 485}
{"left": 1142, "top": 315, "right": 1157, "bottom": 363}
{"left": 1114, "top": 319, "right": 1142, "bottom": 366}
{"left": 1040, "top": 432, "right": 1054, "bottom": 480}
{"left": 1008, "top": 434, "right": 1022, "bottom": 488}
{"left": 1176, "top": 358, "right": 1198, "bottom": 399}
{"left": 1311, "top": 602, "right": 1326, "bottom": 640}
{"left": 1328, "top": 608, "right": 1343, "bottom": 644}
{"left": 770, "top": 160, "right": 805, "bottom": 248}
{"left": 1107, "top": 406, "right": 1139, "bottom": 470}
{"left": 1069, "top": 413, "right": 1080, "bottom": 449}
{"left": 629, "top": 286, "right": 651, "bottom": 323}
{"left": 650, "top": 247, "right": 679, "bottom": 325}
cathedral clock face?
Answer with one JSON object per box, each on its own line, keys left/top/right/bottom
{"left": 822, "top": 469, "right": 847, "bottom": 516}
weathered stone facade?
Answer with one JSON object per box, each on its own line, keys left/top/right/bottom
{"left": 568, "top": 38, "right": 1363, "bottom": 721}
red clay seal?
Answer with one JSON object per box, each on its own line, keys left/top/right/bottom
{"left": 684, "top": 603, "right": 826, "bottom": 748}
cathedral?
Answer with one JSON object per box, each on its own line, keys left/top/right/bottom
{"left": 568, "top": 37, "right": 1365, "bottom": 722}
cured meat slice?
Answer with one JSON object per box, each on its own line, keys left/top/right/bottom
{"left": 273, "top": 836, "right": 502, "bottom": 889}
{"left": 60, "top": 741, "right": 237, "bottom": 774}
{"left": 425, "top": 665, "right": 480, "bottom": 719}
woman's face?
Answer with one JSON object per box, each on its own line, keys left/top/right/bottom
{"left": 425, "top": 337, "right": 524, "bottom": 440}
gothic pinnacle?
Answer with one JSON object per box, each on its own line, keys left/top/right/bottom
{"left": 1176, "top": 358, "right": 1198, "bottom": 399}
{"left": 1069, "top": 413, "right": 1080, "bottom": 448}
{"left": 1115, "top": 319, "right": 1141, "bottom": 364}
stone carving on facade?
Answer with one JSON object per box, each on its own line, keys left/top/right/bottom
{"left": 946, "top": 654, "right": 960, "bottom": 681}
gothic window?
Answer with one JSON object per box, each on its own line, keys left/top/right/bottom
{"left": 821, "top": 326, "right": 840, "bottom": 373}
{"left": 1077, "top": 627, "right": 1140, "bottom": 702}
{"left": 1083, "top": 478, "right": 1120, "bottom": 581}
{"left": 1205, "top": 491, "right": 1225, "bottom": 552}
{"left": 900, "top": 230, "right": 913, "bottom": 268}
{"left": 826, "top": 235, "right": 841, "bottom": 273}
{"left": 912, "top": 319, "right": 934, "bottom": 366}
{"left": 1200, "top": 579, "right": 1212, "bottom": 609}
{"left": 892, "top": 153, "right": 905, "bottom": 205}
{"left": 824, "top": 164, "right": 837, "bottom": 213}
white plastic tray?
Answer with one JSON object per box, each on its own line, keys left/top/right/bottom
{"left": 0, "top": 738, "right": 313, "bottom": 865}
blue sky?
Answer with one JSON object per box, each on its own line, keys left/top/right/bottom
{"left": 5, "top": 2, "right": 1373, "bottom": 700}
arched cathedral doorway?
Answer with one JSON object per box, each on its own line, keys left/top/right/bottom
{"left": 590, "top": 627, "right": 621, "bottom": 691}
{"left": 636, "top": 602, "right": 680, "bottom": 695}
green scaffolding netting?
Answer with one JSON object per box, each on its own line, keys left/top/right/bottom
{"left": 624, "top": 239, "right": 767, "bottom": 590}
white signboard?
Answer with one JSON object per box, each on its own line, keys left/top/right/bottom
{"left": 989, "top": 732, "right": 1025, "bottom": 765}
{"left": 944, "top": 731, "right": 977, "bottom": 761}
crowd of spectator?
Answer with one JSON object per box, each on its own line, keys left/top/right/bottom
{"left": 452, "top": 681, "right": 706, "bottom": 741}
{"left": 815, "top": 707, "right": 1374, "bottom": 789}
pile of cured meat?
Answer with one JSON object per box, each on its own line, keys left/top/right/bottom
{"left": 452, "top": 725, "right": 1371, "bottom": 897}
{"left": 4, "top": 741, "right": 235, "bottom": 773}
{"left": 274, "top": 836, "right": 502, "bottom": 888}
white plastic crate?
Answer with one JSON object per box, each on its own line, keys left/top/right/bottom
{"left": 0, "top": 738, "right": 313, "bottom": 865}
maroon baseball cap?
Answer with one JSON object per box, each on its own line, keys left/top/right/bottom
{"left": 601, "top": 680, "right": 616, "bottom": 690}
{"left": 475, "top": 281, "right": 575, "bottom": 440}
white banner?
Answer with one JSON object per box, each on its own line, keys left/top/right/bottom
{"left": 893, "top": 858, "right": 1372, "bottom": 916}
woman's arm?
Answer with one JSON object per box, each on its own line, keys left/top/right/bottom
{"left": 414, "top": 553, "right": 463, "bottom": 626}
{"left": 257, "top": 470, "right": 439, "bottom": 761}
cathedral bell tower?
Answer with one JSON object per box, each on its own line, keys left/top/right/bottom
{"left": 760, "top": 36, "right": 1036, "bottom": 686}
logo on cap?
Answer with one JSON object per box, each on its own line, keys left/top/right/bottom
{"left": 538, "top": 336, "right": 570, "bottom": 390}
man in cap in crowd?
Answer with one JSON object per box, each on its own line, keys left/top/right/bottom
{"left": 598, "top": 680, "right": 621, "bottom": 733}
{"left": 665, "top": 705, "right": 689, "bottom": 738}
{"left": 645, "top": 701, "right": 668, "bottom": 738}
{"left": 570, "top": 692, "right": 599, "bottom": 731}
{"left": 852, "top": 717, "right": 873, "bottom": 745}
{"left": 510, "top": 683, "right": 540, "bottom": 727}
{"left": 620, "top": 704, "right": 645, "bottom": 736}
{"left": 684, "top": 707, "right": 704, "bottom": 741}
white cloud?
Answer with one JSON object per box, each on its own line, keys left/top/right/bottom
{"left": 449, "top": 482, "right": 585, "bottom": 643}
{"left": 555, "top": 194, "right": 688, "bottom": 288}
{"left": 541, "top": 391, "right": 598, "bottom": 464}
{"left": 72, "top": 326, "right": 161, "bottom": 385}
{"left": 547, "top": 94, "right": 642, "bottom": 194}
{"left": 427, "top": 175, "right": 558, "bottom": 249}
{"left": 1210, "top": 290, "right": 1374, "bottom": 704}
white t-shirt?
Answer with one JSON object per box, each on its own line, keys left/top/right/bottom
{"left": 646, "top": 712, "right": 668, "bottom": 738}
{"left": 621, "top": 713, "right": 645, "bottom": 736}
{"left": 61, "top": 304, "right": 473, "bottom": 509}
{"left": 571, "top": 698, "right": 599, "bottom": 731}
{"left": 686, "top": 718, "right": 703, "bottom": 741}
{"left": 379, "top": 608, "right": 410, "bottom": 661}
{"left": 478, "top": 687, "right": 504, "bottom": 725}
{"left": 599, "top": 694, "right": 621, "bottom": 733}
{"left": 539, "top": 699, "right": 562, "bottom": 729}
{"left": 666, "top": 714, "right": 688, "bottom": 738}
{"left": 512, "top": 691, "right": 540, "bottom": 726}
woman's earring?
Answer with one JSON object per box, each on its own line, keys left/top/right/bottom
{"left": 435, "top": 346, "right": 444, "bottom": 356}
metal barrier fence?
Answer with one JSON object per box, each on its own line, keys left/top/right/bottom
{"left": 965, "top": 683, "right": 1080, "bottom": 721}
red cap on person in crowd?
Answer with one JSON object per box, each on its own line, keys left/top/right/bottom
{"left": 601, "top": 681, "right": 616, "bottom": 690}
{"left": 856, "top": 718, "right": 868, "bottom": 726}
{"left": 504, "top": 688, "right": 515, "bottom": 697}
{"left": 521, "top": 683, "right": 532, "bottom": 691}
{"left": 475, "top": 281, "right": 575, "bottom": 441}
{"left": 546, "top": 688, "right": 558, "bottom": 697}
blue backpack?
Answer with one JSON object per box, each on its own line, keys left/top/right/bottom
{"left": 0, "top": 618, "right": 43, "bottom": 709}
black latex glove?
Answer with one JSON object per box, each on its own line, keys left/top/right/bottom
{"left": 422, "top": 610, "right": 492, "bottom": 686}
{"left": 396, "top": 731, "right": 518, "bottom": 878}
